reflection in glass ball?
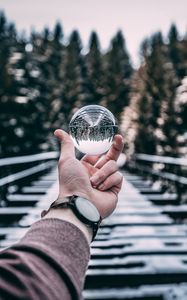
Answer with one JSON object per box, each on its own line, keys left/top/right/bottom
{"left": 69, "top": 105, "right": 118, "bottom": 155}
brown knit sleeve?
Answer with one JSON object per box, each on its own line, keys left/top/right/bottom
{"left": 0, "top": 219, "right": 90, "bottom": 300}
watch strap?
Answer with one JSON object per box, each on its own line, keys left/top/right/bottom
{"left": 41, "top": 196, "right": 101, "bottom": 241}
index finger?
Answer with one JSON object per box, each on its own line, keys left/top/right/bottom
{"left": 94, "top": 135, "right": 124, "bottom": 169}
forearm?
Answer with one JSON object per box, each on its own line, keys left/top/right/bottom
{"left": 44, "top": 208, "right": 93, "bottom": 243}
{"left": 0, "top": 219, "right": 90, "bottom": 300}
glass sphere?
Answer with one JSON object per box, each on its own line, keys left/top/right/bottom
{"left": 69, "top": 105, "right": 118, "bottom": 155}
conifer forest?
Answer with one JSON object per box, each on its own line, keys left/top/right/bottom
{"left": 0, "top": 11, "right": 186, "bottom": 158}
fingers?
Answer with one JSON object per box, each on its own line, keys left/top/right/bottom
{"left": 82, "top": 154, "right": 101, "bottom": 165}
{"left": 54, "top": 129, "right": 75, "bottom": 160}
{"left": 97, "top": 171, "right": 123, "bottom": 191}
{"left": 94, "top": 135, "right": 124, "bottom": 169}
{"left": 90, "top": 160, "right": 118, "bottom": 187}
{"left": 81, "top": 160, "right": 96, "bottom": 177}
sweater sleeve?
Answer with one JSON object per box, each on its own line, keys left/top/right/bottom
{"left": 0, "top": 218, "right": 90, "bottom": 300}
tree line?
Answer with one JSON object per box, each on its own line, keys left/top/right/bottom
{"left": 124, "top": 25, "right": 187, "bottom": 157}
{"left": 0, "top": 12, "right": 132, "bottom": 157}
{"left": 0, "top": 11, "right": 186, "bottom": 158}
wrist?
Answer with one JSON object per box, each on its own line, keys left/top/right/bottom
{"left": 42, "top": 194, "right": 101, "bottom": 243}
{"left": 58, "top": 190, "right": 94, "bottom": 202}
{"left": 44, "top": 207, "right": 93, "bottom": 243}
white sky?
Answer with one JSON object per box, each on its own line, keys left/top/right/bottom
{"left": 0, "top": 0, "right": 187, "bottom": 66}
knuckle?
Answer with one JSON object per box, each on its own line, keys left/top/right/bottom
{"left": 114, "top": 196, "right": 118, "bottom": 206}
{"left": 58, "top": 157, "right": 74, "bottom": 168}
{"left": 105, "top": 160, "right": 118, "bottom": 175}
{"left": 98, "top": 170, "right": 106, "bottom": 181}
{"left": 116, "top": 171, "right": 123, "bottom": 178}
{"left": 109, "top": 159, "right": 117, "bottom": 169}
{"left": 118, "top": 173, "right": 123, "bottom": 184}
{"left": 58, "top": 159, "right": 65, "bottom": 168}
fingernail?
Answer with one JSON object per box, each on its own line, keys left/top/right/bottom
{"left": 90, "top": 175, "right": 99, "bottom": 185}
{"left": 98, "top": 183, "right": 104, "bottom": 190}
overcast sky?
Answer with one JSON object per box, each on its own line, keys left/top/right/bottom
{"left": 0, "top": 0, "right": 187, "bottom": 66}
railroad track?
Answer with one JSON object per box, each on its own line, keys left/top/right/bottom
{"left": 1, "top": 155, "right": 187, "bottom": 299}
{"left": 84, "top": 171, "right": 187, "bottom": 300}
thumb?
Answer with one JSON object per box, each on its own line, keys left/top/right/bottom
{"left": 54, "top": 129, "right": 75, "bottom": 159}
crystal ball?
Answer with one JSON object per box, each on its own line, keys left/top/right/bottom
{"left": 69, "top": 105, "right": 118, "bottom": 155}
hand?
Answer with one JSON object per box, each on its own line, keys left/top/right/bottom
{"left": 54, "top": 129, "right": 124, "bottom": 219}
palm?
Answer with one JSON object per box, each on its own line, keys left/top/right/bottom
{"left": 81, "top": 160, "right": 120, "bottom": 218}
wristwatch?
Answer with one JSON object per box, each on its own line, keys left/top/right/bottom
{"left": 41, "top": 196, "right": 102, "bottom": 241}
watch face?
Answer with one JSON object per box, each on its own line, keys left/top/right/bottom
{"left": 75, "top": 197, "right": 100, "bottom": 223}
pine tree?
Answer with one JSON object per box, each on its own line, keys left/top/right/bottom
{"left": 58, "top": 30, "right": 91, "bottom": 128}
{"left": 174, "top": 77, "right": 187, "bottom": 156}
{"left": 0, "top": 12, "right": 13, "bottom": 98}
{"left": 135, "top": 32, "right": 178, "bottom": 155}
{"left": 104, "top": 31, "right": 133, "bottom": 123}
{"left": 86, "top": 31, "right": 105, "bottom": 105}
{"left": 29, "top": 24, "right": 64, "bottom": 150}
{"left": 2, "top": 37, "right": 51, "bottom": 155}
{"left": 168, "top": 24, "right": 185, "bottom": 79}
{"left": 53, "top": 21, "right": 63, "bottom": 43}
{"left": 180, "top": 36, "right": 187, "bottom": 78}
{"left": 29, "top": 29, "right": 60, "bottom": 152}
{"left": 0, "top": 12, "right": 21, "bottom": 156}
{"left": 159, "top": 65, "right": 178, "bottom": 156}
{"left": 134, "top": 64, "right": 157, "bottom": 154}
{"left": 49, "top": 22, "right": 64, "bottom": 80}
